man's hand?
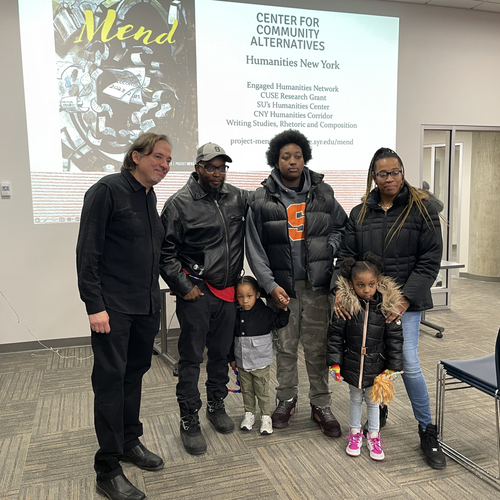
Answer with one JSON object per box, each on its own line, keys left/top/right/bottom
{"left": 183, "top": 285, "right": 204, "bottom": 301}
{"left": 89, "top": 311, "right": 110, "bottom": 334}
{"left": 270, "top": 286, "right": 290, "bottom": 310}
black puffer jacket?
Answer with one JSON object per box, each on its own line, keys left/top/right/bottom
{"left": 331, "top": 185, "right": 442, "bottom": 311}
{"left": 327, "top": 276, "right": 404, "bottom": 389}
{"left": 249, "top": 170, "right": 345, "bottom": 298}
{"left": 160, "top": 173, "right": 247, "bottom": 296}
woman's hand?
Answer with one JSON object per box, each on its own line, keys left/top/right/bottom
{"left": 333, "top": 293, "right": 351, "bottom": 320}
{"left": 385, "top": 296, "right": 410, "bottom": 323}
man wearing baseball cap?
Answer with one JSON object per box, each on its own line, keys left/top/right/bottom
{"left": 160, "top": 143, "right": 248, "bottom": 455}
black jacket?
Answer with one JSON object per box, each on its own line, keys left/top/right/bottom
{"left": 332, "top": 185, "right": 442, "bottom": 311}
{"left": 230, "top": 299, "right": 290, "bottom": 370}
{"left": 326, "top": 276, "right": 404, "bottom": 389}
{"left": 248, "top": 169, "right": 346, "bottom": 298}
{"left": 160, "top": 173, "right": 247, "bottom": 297}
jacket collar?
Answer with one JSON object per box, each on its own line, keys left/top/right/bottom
{"left": 262, "top": 167, "right": 323, "bottom": 195}
{"left": 366, "top": 184, "right": 409, "bottom": 210}
{"left": 335, "top": 275, "right": 402, "bottom": 317}
{"left": 187, "top": 172, "right": 230, "bottom": 200}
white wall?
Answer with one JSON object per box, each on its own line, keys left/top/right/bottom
{"left": 2, "top": 0, "right": 500, "bottom": 346}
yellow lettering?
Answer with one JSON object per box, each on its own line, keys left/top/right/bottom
{"left": 116, "top": 24, "right": 135, "bottom": 40}
{"left": 75, "top": 9, "right": 118, "bottom": 43}
{"left": 133, "top": 26, "right": 154, "bottom": 45}
{"left": 74, "top": 10, "right": 178, "bottom": 46}
{"left": 155, "top": 20, "right": 178, "bottom": 44}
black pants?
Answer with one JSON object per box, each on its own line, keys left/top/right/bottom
{"left": 91, "top": 308, "right": 160, "bottom": 480}
{"left": 175, "top": 281, "right": 236, "bottom": 412}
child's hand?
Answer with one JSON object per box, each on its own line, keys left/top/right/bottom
{"left": 381, "top": 369, "right": 403, "bottom": 381}
{"left": 278, "top": 294, "right": 290, "bottom": 306}
{"left": 230, "top": 361, "right": 236, "bottom": 371}
{"left": 329, "top": 364, "right": 343, "bottom": 382}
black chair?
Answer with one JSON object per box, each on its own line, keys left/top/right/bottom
{"left": 436, "top": 327, "right": 500, "bottom": 487}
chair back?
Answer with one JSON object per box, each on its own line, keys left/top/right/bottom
{"left": 496, "top": 326, "right": 500, "bottom": 391}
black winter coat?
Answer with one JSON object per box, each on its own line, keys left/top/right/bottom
{"left": 332, "top": 185, "right": 442, "bottom": 311}
{"left": 160, "top": 173, "right": 247, "bottom": 296}
{"left": 249, "top": 169, "right": 345, "bottom": 298}
{"left": 327, "top": 276, "right": 404, "bottom": 389}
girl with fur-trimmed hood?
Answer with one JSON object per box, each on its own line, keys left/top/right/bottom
{"left": 327, "top": 251, "right": 404, "bottom": 461}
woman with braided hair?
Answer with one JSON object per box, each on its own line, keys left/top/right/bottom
{"left": 331, "top": 147, "right": 446, "bottom": 470}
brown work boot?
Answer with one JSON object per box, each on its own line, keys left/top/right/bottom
{"left": 271, "top": 395, "right": 297, "bottom": 428}
{"left": 310, "top": 403, "right": 341, "bottom": 437}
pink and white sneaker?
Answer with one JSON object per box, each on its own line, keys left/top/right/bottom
{"left": 367, "top": 432, "right": 385, "bottom": 461}
{"left": 345, "top": 429, "right": 363, "bottom": 457}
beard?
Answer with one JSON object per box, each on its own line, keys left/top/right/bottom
{"left": 198, "top": 174, "right": 224, "bottom": 199}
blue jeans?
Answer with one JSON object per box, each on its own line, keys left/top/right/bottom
{"left": 349, "top": 385, "right": 380, "bottom": 434}
{"left": 401, "top": 311, "right": 432, "bottom": 428}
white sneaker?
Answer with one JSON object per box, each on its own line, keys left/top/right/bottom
{"left": 346, "top": 428, "right": 363, "bottom": 457}
{"left": 240, "top": 412, "right": 255, "bottom": 431}
{"left": 367, "top": 431, "right": 385, "bottom": 461}
{"left": 260, "top": 415, "right": 273, "bottom": 435}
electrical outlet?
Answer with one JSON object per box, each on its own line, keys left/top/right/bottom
{"left": 1, "top": 182, "right": 11, "bottom": 198}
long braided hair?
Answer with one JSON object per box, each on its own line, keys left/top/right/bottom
{"left": 357, "top": 148, "right": 436, "bottom": 246}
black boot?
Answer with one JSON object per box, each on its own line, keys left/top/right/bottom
{"left": 180, "top": 409, "right": 207, "bottom": 455}
{"left": 206, "top": 391, "right": 234, "bottom": 434}
{"left": 419, "top": 423, "right": 446, "bottom": 470}
{"left": 96, "top": 473, "right": 145, "bottom": 500}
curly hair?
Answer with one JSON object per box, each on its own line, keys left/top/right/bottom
{"left": 265, "top": 129, "right": 312, "bottom": 167}
{"left": 340, "top": 251, "right": 383, "bottom": 281}
{"left": 123, "top": 132, "right": 171, "bottom": 171}
{"left": 357, "top": 147, "right": 436, "bottom": 245}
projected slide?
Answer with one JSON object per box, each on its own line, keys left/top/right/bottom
{"left": 18, "top": 0, "right": 398, "bottom": 223}
{"left": 195, "top": 1, "right": 399, "bottom": 171}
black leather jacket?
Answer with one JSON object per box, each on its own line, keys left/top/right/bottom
{"left": 160, "top": 173, "right": 248, "bottom": 297}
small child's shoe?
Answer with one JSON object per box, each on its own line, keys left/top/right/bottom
{"left": 367, "top": 431, "right": 385, "bottom": 461}
{"left": 240, "top": 412, "right": 255, "bottom": 431}
{"left": 260, "top": 415, "right": 273, "bottom": 435}
{"left": 345, "top": 428, "right": 362, "bottom": 457}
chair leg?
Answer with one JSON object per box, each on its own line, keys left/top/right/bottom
{"left": 435, "top": 363, "right": 446, "bottom": 440}
{"left": 496, "top": 391, "right": 500, "bottom": 479}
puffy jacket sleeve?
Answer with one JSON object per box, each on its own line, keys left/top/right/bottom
{"left": 246, "top": 206, "right": 278, "bottom": 295}
{"left": 159, "top": 197, "right": 194, "bottom": 297}
{"left": 401, "top": 203, "right": 442, "bottom": 308}
{"left": 326, "top": 314, "right": 347, "bottom": 366}
{"left": 330, "top": 209, "right": 360, "bottom": 293}
{"left": 383, "top": 319, "right": 404, "bottom": 372}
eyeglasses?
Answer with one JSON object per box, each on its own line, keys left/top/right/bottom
{"left": 374, "top": 170, "right": 402, "bottom": 180}
{"left": 198, "top": 163, "right": 229, "bottom": 174}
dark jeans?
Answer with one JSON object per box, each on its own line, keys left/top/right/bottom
{"left": 91, "top": 308, "right": 160, "bottom": 480}
{"left": 175, "top": 281, "right": 236, "bottom": 412}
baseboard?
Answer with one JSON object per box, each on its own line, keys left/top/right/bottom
{"left": 0, "top": 329, "right": 181, "bottom": 354}
{"left": 0, "top": 336, "right": 91, "bottom": 354}
{"left": 460, "top": 272, "right": 500, "bottom": 282}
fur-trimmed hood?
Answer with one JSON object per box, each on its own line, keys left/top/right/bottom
{"left": 335, "top": 275, "right": 403, "bottom": 317}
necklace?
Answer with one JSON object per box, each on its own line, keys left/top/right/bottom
{"left": 378, "top": 203, "right": 393, "bottom": 211}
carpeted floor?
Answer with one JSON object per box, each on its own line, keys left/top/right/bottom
{"left": 1, "top": 276, "right": 500, "bottom": 499}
